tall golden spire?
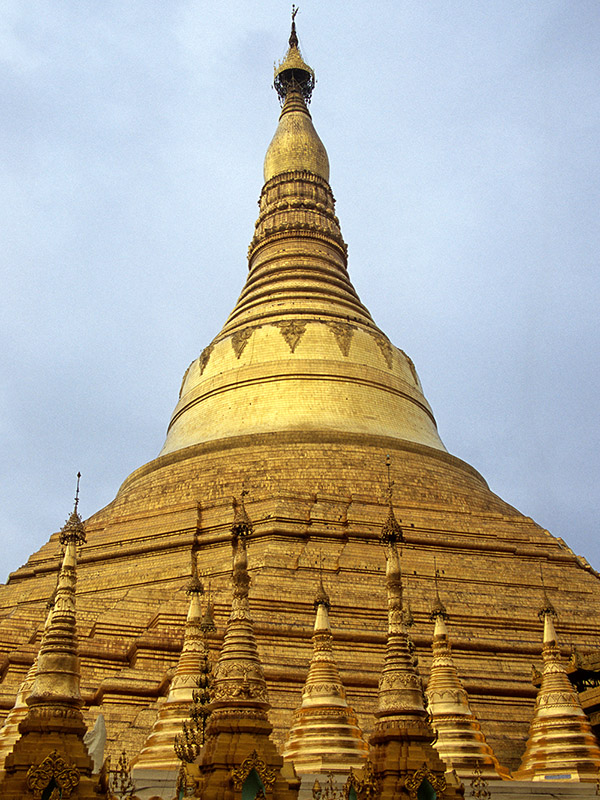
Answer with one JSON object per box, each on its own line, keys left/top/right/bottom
{"left": 161, "top": 11, "right": 445, "bottom": 459}
{"left": 369, "top": 461, "right": 463, "bottom": 800}
{"left": 0, "top": 475, "right": 98, "bottom": 800}
{"left": 425, "top": 577, "right": 510, "bottom": 781}
{"left": 282, "top": 574, "right": 368, "bottom": 775}
{"left": 514, "top": 587, "right": 600, "bottom": 781}
{"left": 0, "top": 575, "right": 58, "bottom": 773}
{"left": 195, "top": 497, "right": 298, "bottom": 800}
{"left": 132, "top": 549, "right": 208, "bottom": 779}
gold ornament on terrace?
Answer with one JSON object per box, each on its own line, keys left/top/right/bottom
{"left": 231, "top": 490, "right": 253, "bottom": 538}
{"left": 26, "top": 750, "right": 80, "bottom": 799}
{"left": 344, "top": 760, "right": 379, "bottom": 799}
{"left": 380, "top": 456, "right": 403, "bottom": 545}
{"left": 470, "top": 761, "right": 491, "bottom": 800}
{"left": 231, "top": 749, "right": 277, "bottom": 791}
{"left": 405, "top": 763, "right": 446, "bottom": 800}
{"left": 108, "top": 750, "right": 136, "bottom": 799}
{"left": 515, "top": 590, "right": 600, "bottom": 780}
{"left": 426, "top": 574, "right": 509, "bottom": 780}
{"left": 282, "top": 574, "right": 368, "bottom": 773}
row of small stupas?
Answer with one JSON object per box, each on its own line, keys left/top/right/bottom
{"left": 1, "top": 477, "right": 599, "bottom": 800}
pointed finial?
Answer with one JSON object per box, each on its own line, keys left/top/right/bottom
{"left": 274, "top": 8, "right": 315, "bottom": 105}
{"left": 74, "top": 471, "right": 81, "bottom": 513}
{"left": 290, "top": 5, "right": 299, "bottom": 48}
{"left": 231, "top": 490, "right": 253, "bottom": 539}
{"left": 314, "top": 557, "right": 331, "bottom": 610}
{"left": 380, "top": 455, "right": 403, "bottom": 544}
{"left": 59, "top": 472, "right": 86, "bottom": 546}
{"left": 430, "top": 558, "right": 449, "bottom": 621}
{"left": 186, "top": 549, "right": 204, "bottom": 595}
{"left": 537, "top": 564, "right": 556, "bottom": 621}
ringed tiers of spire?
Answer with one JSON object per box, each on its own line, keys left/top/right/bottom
{"left": 158, "top": 24, "right": 446, "bottom": 459}
{"left": 282, "top": 578, "right": 368, "bottom": 774}
{"left": 514, "top": 604, "right": 600, "bottom": 781}
{"left": 426, "top": 598, "right": 510, "bottom": 781}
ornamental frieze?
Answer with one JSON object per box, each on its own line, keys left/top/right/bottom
{"left": 405, "top": 764, "right": 446, "bottom": 800}
{"left": 26, "top": 750, "right": 80, "bottom": 799}
{"left": 231, "top": 750, "right": 277, "bottom": 791}
{"left": 198, "top": 342, "right": 215, "bottom": 375}
{"left": 231, "top": 326, "right": 261, "bottom": 359}
{"left": 368, "top": 331, "right": 394, "bottom": 369}
{"left": 274, "top": 320, "right": 307, "bottom": 353}
{"left": 325, "top": 321, "right": 355, "bottom": 357}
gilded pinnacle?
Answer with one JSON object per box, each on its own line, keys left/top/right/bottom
{"left": 381, "top": 458, "right": 403, "bottom": 545}
{"left": 274, "top": 7, "right": 315, "bottom": 104}
{"left": 186, "top": 549, "right": 204, "bottom": 596}
{"left": 314, "top": 571, "right": 330, "bottom": 611}
{"left": 231, "top": 492, "right": 253, "bottom": 539}
{"left": 60, "top": 473, "right": 86, "bottom": 546}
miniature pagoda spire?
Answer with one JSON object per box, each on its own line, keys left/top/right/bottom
{"left": 0, "top": 475, "right": 98, "bottom": 800}
{"left": 0, "top": 573, "right": 59, "bottom": 773}
{"left": 195, "top": 496, "right": 298, "bottom": 800}
{"left": 282, "top": 572, "right": 368, "bottom": 776}
{"left": 369, "top": 460, "right": 463, "bottom": 800}
{"left": 132, "top": 549, "right": 208, "bottom": 781}
{"left": 426, "top": 573, "right": 509, "bottom": 781}
{"left": 514, "top": 585, "right": 600, "bottom": 781}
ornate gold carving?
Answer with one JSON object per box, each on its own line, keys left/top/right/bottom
{"left": 231, "top": 750, "right": 277, "bottom": 791}
{"left": 470, "top": 761, "right": 491, "bottom": 799}
{"left": 231, "top": 327, "right": 260, "bottom": 359}
{"left": 198, "top": 342, "right": 215, "bottom": 375}
{"left": 274, "top": 320, "right": 307, "bottom": 353}
{"left": 26, "top": 750, "right": 80, "bottom": 799}
{"left": 345, "top": 760, "right": 378, "bottom": 799}
{"left": 368, "top": 331, "right": 393, "bottom": 369}
{"left": 326, "top": 321, "right": 355, "bottom": 356}
{"left": 405, "top": 763, "right": 446, "bottom": 800}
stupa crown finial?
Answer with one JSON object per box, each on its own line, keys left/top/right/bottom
{"left": 537, "top": 565, "right": 557, "bottom": 623}
{"left": 430, "top": 559, "right": 449, "bottom": 622}
{"left": 186, "top": 548, "right": 204, "bottom": 596}
{"left": 381, "top": 455, "right": 403, "bottom": 545}
{"left": 59, "top": 471, "right": 86, "bottom": 546}
{"left": 231, "top": 490, "right": 253, "bottom": 539}
{"left": 274, "top": 6, "right": 315, "bottom": 105}
{"left": 314, "top": 554, "right": 331, "bottom": 610}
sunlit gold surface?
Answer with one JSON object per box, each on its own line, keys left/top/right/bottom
{"left": 131, "top": 591, "right": 205, "bottom": 774}
{"left": 426, "top": 611, "right": 510, "bottom": 780}
{"left": 196, "top": 526, "right": 297, "bottom": 800}
{"left": 1, "top": 19, "right": 600, "bottom": 787}
{"left": 0, "top": 534, "right": 97, "bottom": 799}
{"left": 264, "top": 91, "right": 328, "bottom": 182}
{"left": 369, "top": 541, "right": 463, "bottom": 800}
{"left": 514, "top": 612, "right": 600, "bottom": 781}
{"left": 282, "top": 584, "right": 368, "bottom": 774}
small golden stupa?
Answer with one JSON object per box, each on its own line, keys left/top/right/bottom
{"left": 282, "top": 574, "right": 369, "bottom": 774}
{"left": 425, "top": 581, "right": 510, "bottom": 781}
{"left": 514, "top": 592, "right": 600, "bottom": 781}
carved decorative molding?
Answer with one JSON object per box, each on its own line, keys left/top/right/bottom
{"left": 274, "top": 320, "right": 307, "bottom": 353}
{"left": 326, "top": 321, "right": 355, "bottom": 356}
{"left": 368, "top": 331, "right": 393, "bottom": 369}
{"left": 405, "top": 763, "right": 446, "bottom": 800}
{"left": 198, "top": 342, "right": 215, "bottom": 375}
{"left": 26, "top": 750, "right": 80, "bottom": 799}
{"left": 231, "top": 750, "right": 277, "bottom": 791}
{"left": 231, "top": 326, "right": 260, "bottom": 359}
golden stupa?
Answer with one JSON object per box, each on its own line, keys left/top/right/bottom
{"left": 1, "top": 15, "right": 599, "bottom": 786}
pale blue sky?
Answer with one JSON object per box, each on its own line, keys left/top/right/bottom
{"left": 1, "top": 1, "right": 599, "bottom": 580}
